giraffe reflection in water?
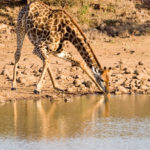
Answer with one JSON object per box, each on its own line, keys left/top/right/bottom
{"left": 11, "top": 95, "right": 110, "bottom": 139}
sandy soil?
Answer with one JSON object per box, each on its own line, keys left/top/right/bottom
{"left": 0, "top": 25, "right": 150, "bottom": 102}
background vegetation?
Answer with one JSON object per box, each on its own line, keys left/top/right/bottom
{"left": 0, "top": 0, "right": 150, "bottom": 37}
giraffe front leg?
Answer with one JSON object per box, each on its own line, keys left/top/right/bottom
{"left": 47, "top": 65, "right": 66, "bottom": 92}
{"left": 55, "top": 51, "right": 103, "bottom": 92}
{"left": 34, "top": 60, "right": 48, "bottom": 94}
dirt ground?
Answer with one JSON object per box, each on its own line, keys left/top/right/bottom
{"left": 0, "top": 25, "right": 150, "bottom": 102}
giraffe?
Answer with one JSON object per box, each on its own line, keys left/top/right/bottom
{"left": 11, "top": 0, "right": 111, "bottom": 94}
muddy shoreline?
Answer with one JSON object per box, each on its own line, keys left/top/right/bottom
{"left": 0, "top": 24, "right": 150, "bottom": 102}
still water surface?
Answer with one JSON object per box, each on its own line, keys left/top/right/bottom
{"left": 0, "top": 95, "right": 150, "bottom": 150}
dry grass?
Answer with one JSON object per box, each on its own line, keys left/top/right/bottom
{"left": 0, "top": 0, "right": 150, "bottom": 36}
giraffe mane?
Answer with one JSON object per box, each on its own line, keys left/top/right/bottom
{"left": 56, "top": 9, "right": 103, "bottom": 70}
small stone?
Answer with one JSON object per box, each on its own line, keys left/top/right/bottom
{"left": 117, "top": 86, "right": 128, "bottom": 94}
{"left": 57, "top": 68, "right": 62, "bottom": 74}
{"left": 116, "top": 52, "right": 120, "bottom": 55}
{"left": 129, "top": 50, "right": 135, "bottom": 54}
{"left": 115, "top": 91, "right": 122, "bottom": 95}
{"left": 9, "top": 61, "right": 14, "bottom": 65}
{"left": 147, "top": 89, "right": 150, "bottom": 94}
{"left": 17, "top": 77, "right": 26, "bottom": 84}
{"left": 1, "top": 68, "right": 10, "bottom": 77}
{"left": 56, "top": 75, "right": 61, "bottom": 80}
{"left": 39, "top": 67, "right": 43, "bottom": 73}
{"left": 28, "top": 76, "right": 37, "bottom": 84}
{"left": 138, "top": 61, "right": 143, "bottom": 65}
{"left": 140, "top": 85, "right": 149, "bottom": 91}
{"left": 0, "top": 24, "right": 7, "bottom": 30}
{"left": 137, "top": 73, "right": 149, "bottom": 80}
{"left": 146, "top": 81, "right": 150, "bottom": 87}
{"left": 23, "top": 58, "right": 28, "bottom": 61}
{"left": 123, "top": 68, "right": 133, "bottom": 74}
{"left": 22, "top": 69, "right": 29, "bottom": 75}
{"left": 134, "top": 70, "right": 140, "bottom": 75}
{"left": 66, "top": 76, "right": 73, "bottom": 81}
{"left": 93, "top": 4, "right": 100, "bottom": 10}
{"left": 72, "top": 75, "right": 79, "bottom": 79}
{"left": 73, "top": 79, "right": 82, "bottom": 87}
{"left": 116, "top": 78, "right": 125, "bottom": 86}
{"left": 82, "top": 81, "right": 92, "bottom": 88}
{"left": 67, "top": 87, "right": 76, "bottom": 93}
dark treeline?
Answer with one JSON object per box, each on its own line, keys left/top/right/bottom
{"left": 0, "top": 0, "right": 27, "bottom": 7}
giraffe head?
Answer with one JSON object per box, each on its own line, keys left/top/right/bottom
{"left": 92, "top": 66, "right": 111, "bottom": 93}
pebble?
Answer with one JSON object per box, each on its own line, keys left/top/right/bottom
{"left": 17, "top": 77, "right": 26, "bottom": 84}
{"left": 73, "top": 79, "right": 82, "bottom": 87}
{"left": 67, "top": 86, "right": 76, "bottom": 93}
{"left": 138, "top": 61, "right": 143, "bottom": 65}
{"left": 82, "top": 81, "right": 92, "bottom": 88}
{"left": 117, "top": 86, "right": 128, "bottom": 94}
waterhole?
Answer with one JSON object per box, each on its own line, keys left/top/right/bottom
{"left": 0, "top": 95, "right": 150, "bottom": 150}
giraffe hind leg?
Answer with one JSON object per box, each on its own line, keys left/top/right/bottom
{"left": 11, "top": 21, "right": 26, "bottom": 90}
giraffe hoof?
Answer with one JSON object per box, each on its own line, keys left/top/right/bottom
{"left": 33, "top": 90, "right": 40, "bottom": 94}
{"left": 11, "top": 88, "right": 16, "bottom": 91}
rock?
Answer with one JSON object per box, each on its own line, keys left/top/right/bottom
{"left": 117, "top": 86, "right": 128, "bottom": 94}
{"left": 137, "top": 73, "right": 149, "bottom": 80}
{"left": 129, "top": 50, "right": 135, "bottom": 54}
{"left": 134, "top": 69, "right": 140, "bottom": 75}
{"left": 56, "top": 75, "right": 65, "bottom": 80}
{"left": 22, "top": 69, "right": 29, "bottom": 75}
{"left": 67, "top": 86, "right": 76, "bottom": 93}
{"left": 9, "top": 61, "right": 14, "bottom": 65}
{"left": 39, "top": 67, "right": 43, "bottom": 73}
{"left": 0, "top": 24, "right": 7, "bottom": 34}
{"left": 140, "top": 85, "right": 149, "bottom": 91}
{"left": 123, "top": 67, "right": 133, "bottom": 74}
{"left": 93, "top": 4, "right": 100, "bottom": 10}
{"left": 82, "top": 81, "right": 92, "bottom": 88}
{"left": 73, "top": 79, "right": 82, "bottom": 87}
{"left": 1, "top": 68, "right": 10, "bottom": 76}
{"left": 138, "top": 61, "right": 143, "bottom": 65}
{"left": 116, "top": 78, "right": 125, "bottom": 86}
{"left": 57, "top": 68, "right": 62, "bottom": 74}
{"left": 28, "top": 76, "right": 37, "bottom": 84}
{"left": 17, "top": 77, "right": 26, "bottom": 85}
{"left": 147, "top": 89, "right": 150, "bottom": 94}
{"left": 115, "top": 91, "right": 122, "bottom": 95}
{"left": 56, "top": 75, "right": 61, "bottom": 80}
{"left": 72, "top": 75, "right": 80, "bottom": 79}
{"left": 146, "top": 81, "right": 150, "bottom": 87}
{"left": 66, "top": 76, "right": 73, "bottom": 81}
{"left": 109, "top": 86, "right": 115, "bottom": 93}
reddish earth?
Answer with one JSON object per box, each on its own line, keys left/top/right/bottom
{"left": 0, "top": 25, "right": 150, "bottom": 102}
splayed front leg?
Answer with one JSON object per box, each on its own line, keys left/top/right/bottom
{"left": 34, "top": 60, "right": 48, "bottom": 94}
{"left": 47, "top": 65, "right": 65, "bottom": 92}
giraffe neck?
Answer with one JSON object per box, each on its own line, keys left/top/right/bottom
{"left": 62, "top": 10, "right": 102, "bottom": 72}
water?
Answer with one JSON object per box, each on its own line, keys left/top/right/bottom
{"left": 0, "top": 95, "right": 150, "bottom": 150}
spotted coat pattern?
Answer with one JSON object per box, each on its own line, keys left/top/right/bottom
{"left": 12, "top": 0, "right": 110, "bottom": 94}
